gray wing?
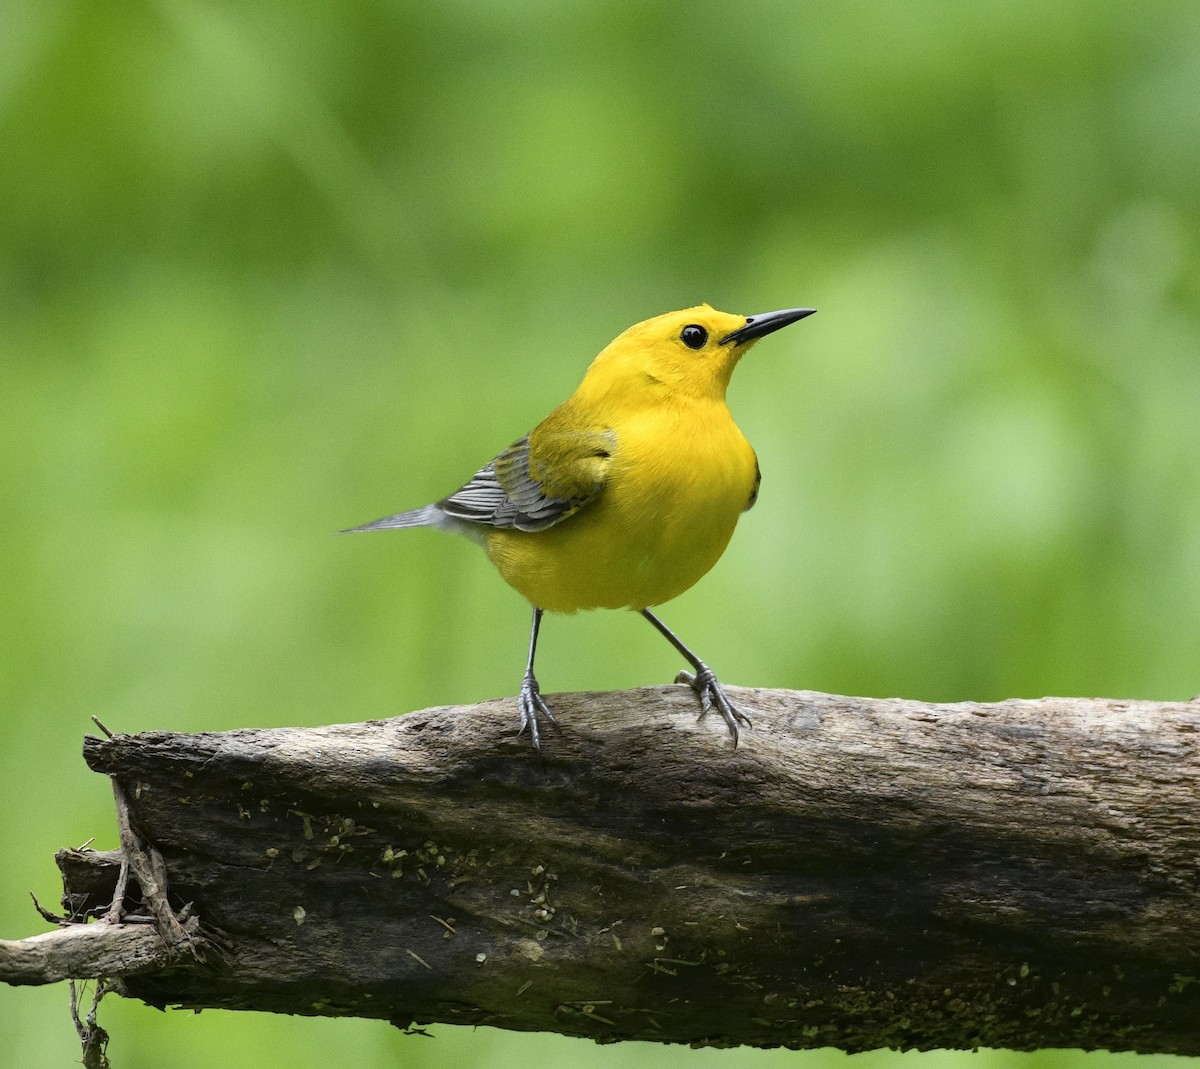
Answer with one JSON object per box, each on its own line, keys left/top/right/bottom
{"left": 343, "top": 428, "right": 615, "bottom": 537}
{"left": 743, "top": 456, "right": 761, "bottom": 511}
{"left": 440, "top": 430, "right": 614, "bottom": 532}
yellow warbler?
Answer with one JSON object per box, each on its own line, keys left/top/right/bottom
{"left": 345, "top": 304, "right": 814, "bottom": 749}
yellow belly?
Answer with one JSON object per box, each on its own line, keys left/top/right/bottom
{"left": 485, "top": 410, "right": 757, "bottom": 613}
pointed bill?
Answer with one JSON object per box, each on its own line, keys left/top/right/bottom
{"left": 719, "top": 307, "right": 816, "bottom": 346}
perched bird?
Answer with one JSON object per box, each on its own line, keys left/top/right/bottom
{"left": 345, "top": 304, "right": 815, "bottom": 749}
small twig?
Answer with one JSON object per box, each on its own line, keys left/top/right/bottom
{"left": 69, "top": 978, "right": 111, "bottom": 1069}
{"left": 105, "top": 779, "right": 194, "bottom": 950}
{"left": 90, "top": 716, "right": 115, "bottom": 739}
{"left": 100, "top": 852, "right": 132, "bottom": 927}
{"left": 396, "top": 1024, "right": 433, "bottom": 1038}
{"left": 30, "top": 891, "right": 66, "bottom": 926}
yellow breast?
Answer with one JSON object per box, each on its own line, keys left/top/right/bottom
{"left": 485, "top": 400, "right": 757, "bottom": 613}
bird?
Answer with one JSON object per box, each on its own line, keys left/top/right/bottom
{"left": 344, "top": 303, "right": 815, "bottom": 750}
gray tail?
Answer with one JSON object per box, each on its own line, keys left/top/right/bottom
{"left": 339, "top": 504, "right": 440, "bottom": 533}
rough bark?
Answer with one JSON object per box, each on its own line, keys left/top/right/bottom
{"left": 2, "top": 686, "right": 1199, "bottom": 1053}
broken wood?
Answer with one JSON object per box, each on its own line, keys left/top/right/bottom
{"left": 2, "top": 686, "right": 1199, "bottom": 1053}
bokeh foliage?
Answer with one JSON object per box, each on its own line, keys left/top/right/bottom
{"left": 2, "top": 2, "right": 1197, "bottom": 1067}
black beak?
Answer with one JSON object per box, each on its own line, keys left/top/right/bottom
{"left": 720, "top": 307, "right": 816, "bottom": 346}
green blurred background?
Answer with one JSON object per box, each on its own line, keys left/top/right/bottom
{"left": 2, "top": 0, "right": 1198, "bottom": 1066}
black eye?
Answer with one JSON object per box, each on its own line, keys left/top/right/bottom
{"left": 680, "top": 324, "right": 708, "bottom": 349}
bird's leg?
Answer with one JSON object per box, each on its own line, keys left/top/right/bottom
{"left": 517, "top": 606, "right": 556, "bottom": 750}
{"left": 640, "top": 608, "right": 751, "bottom": 746}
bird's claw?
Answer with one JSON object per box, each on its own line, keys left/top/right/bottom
{"left": 517, "top": 672, "right": 556, "bottom": 751}
{"left": 675, "top": 664, "right": 751, "bottom": 746}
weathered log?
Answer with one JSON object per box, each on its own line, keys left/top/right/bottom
{"left": 2, "top": 686, "right": 1199, "bottom": 1053}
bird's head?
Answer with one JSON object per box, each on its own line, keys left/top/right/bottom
{"left": 577, "top": 304, "right": 815, "bottom": 406}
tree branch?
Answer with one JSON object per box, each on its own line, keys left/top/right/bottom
{"left": 3, "top": 687, "right": 1199, "bottom": 1053}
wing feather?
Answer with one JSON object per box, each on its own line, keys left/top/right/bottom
{"left": 743, "top": 456, "right": 761, "bottom": 511}
{"left": 439, "top": 428, "right": 614, "bottom": 532}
